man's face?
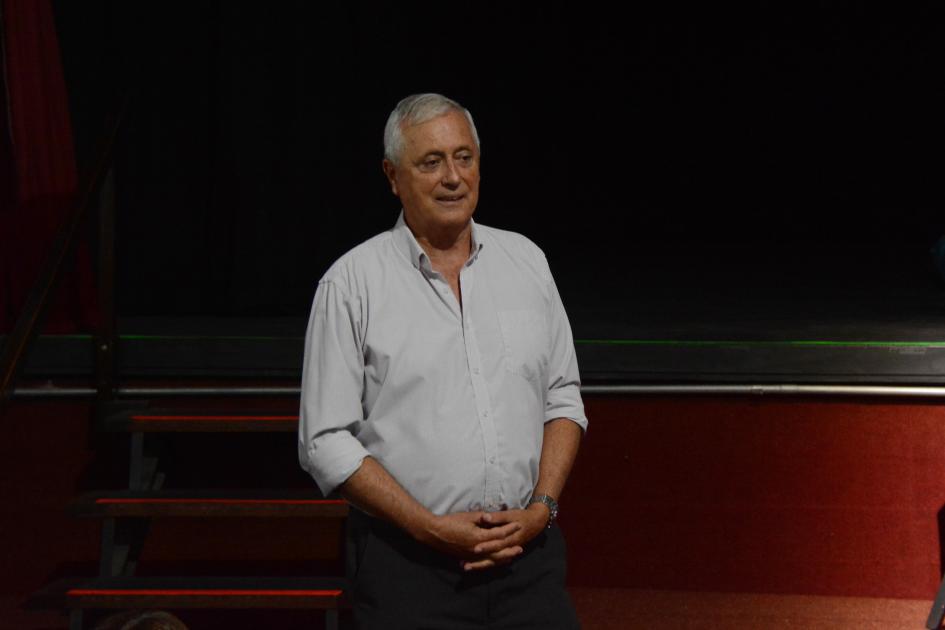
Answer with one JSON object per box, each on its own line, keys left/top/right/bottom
{"left": 383, "top": 109, "right": 480, "bottom": 236}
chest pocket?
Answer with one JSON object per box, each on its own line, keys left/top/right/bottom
{"left": 497, "top": 309, "right": 549, "bottom": 382}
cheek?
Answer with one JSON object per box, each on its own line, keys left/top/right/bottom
{"left": 423, "top": 179, "right": 444, "bottom": 196}
{"left": 403, "top": 180, "right": 430, "bottom": 200}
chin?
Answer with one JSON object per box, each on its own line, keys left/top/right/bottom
{"left": 450, "top": 207, "right": 476, "bottom": 224}
{"left": 433, "top": 204, "right": 474, "bottom": 219}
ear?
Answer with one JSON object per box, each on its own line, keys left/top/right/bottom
{"left": 382, "top": 159, "right": 399, "bottom": 196}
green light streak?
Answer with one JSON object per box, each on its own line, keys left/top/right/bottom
{"left": 575, "top": 339, "right": 945, "bottom": 348}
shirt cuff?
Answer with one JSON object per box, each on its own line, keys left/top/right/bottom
{"left": 299, "top": 429, "right": 371, "bottom": 497}
{"left": 545, "top": 387, "right": 588, "bottom": 431}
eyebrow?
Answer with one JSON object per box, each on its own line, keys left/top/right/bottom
{"left": 420, "top": 147, "right": 474, "bottom": 160}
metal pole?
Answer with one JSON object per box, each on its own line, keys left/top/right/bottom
{"left": 11, "top": 383, "right": 945, "bottom": 398}
{"left": 94, "top": 164, "right": 117, "bottom": 404}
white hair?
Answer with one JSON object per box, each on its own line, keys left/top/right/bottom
{"left": 383, "top": 93, "right": 481, "bottom": 165}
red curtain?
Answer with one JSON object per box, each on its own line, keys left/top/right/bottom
{"left": 0, "top": 0, "right": 96, "bottom": 334}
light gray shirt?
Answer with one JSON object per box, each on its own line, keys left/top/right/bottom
{"left": 298, "top": 212, "right": 587, "bottom": 515}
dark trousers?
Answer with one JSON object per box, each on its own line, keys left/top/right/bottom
{"left": 346, "top": 509, "right": 580, "bottom": 629}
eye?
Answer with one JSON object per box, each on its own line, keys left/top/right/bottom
{"left": 457, "top": 153, "right": 473, "bottom": 165}
{"left": 420, "top": 157, "right": 441, "bottom": 171}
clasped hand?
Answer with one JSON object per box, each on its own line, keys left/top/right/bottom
{"left": 423, "top": 505, "right": 549, "bottom": 572}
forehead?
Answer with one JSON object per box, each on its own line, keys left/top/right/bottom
{"left": 401, "top": 110, "right": 477, "bottom": 157}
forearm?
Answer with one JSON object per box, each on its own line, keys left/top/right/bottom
{"left": 534, "top": 417, "right": 583, "bottom": 502}
{"left": 342, "top": 456, "right": 524, "bottom": 564}
{"left": 469, "top": 417, "right": 582, "bottom": 569}
{"left": 339, "top": 456, "right": 435, "bottom": 543}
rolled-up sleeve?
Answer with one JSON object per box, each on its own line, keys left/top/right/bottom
{"left": 298, "top": 279, "right": 371, "bottom": 496}
{"left": 543, "top": 262, "right": 588, "bottom": 432}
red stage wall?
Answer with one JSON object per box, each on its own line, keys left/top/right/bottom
{"left": 562, "top": 396, "right": 945, "bottom": 599}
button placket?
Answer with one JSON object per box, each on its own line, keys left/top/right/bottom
{"left": 423, "top": 271, "right": 459, "bottom": 320}
{"left": 460, "top": 267, "right": 501, "bottom": 511}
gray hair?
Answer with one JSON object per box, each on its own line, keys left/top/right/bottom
{"left": 383, "top": 93, "right": 481, "bottom": 165}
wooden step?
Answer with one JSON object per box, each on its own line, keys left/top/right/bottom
{"left": 104, "top": 408, "right": 299, "bottom": 432}
{"left": 72, "top": 489, "right": 348, "bottom": 518}
{"left": 63, "top": 576, "right": 346, "bottom": 610}
{"left": 32, "top": 577, "right": 346, "bottom": 630}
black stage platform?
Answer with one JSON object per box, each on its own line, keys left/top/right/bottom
{"left": 10, "top": 274, "right": 945, "bottom": 385}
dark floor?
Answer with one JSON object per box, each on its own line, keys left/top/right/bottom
{"left": 3, "top": 589, "right": 936, "bottom": 630}
{"left": 567, "top": 588, "right": 936, "bottom": 630}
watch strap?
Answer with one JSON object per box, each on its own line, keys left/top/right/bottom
{"left": 528, "top": 494, "right": 559, "bottom": 528}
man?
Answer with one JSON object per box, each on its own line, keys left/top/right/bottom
{"left": 299, "top": 93, "right": 587, "bottom": 628}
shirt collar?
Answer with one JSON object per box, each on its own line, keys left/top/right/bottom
{"left": 392, "top": 210, "right": 484, "bottom": 271}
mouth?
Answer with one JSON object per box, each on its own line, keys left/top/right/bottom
{"left": 435, "top": 194, "right": 466, "bottom": 205}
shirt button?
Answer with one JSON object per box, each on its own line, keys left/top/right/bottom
{"left": 489, "top": 457, "right": 496, "bottom": 464}
{"left": 482, "top": 410, "right": 489, "bottom": 417}
{"left": 473, "top": 367, "right": 480, "bottom": 374}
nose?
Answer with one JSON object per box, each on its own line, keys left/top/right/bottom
{"left": 441, "top": 158, "right": 461, "bottom": 187}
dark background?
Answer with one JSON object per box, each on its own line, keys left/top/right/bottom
{"left": 4, "top": 9, "right": 944, "bottom": 627}
{"left": 51, "top": 2, "right": 941, "bottom": 322}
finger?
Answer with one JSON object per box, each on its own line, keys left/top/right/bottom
{"left": 491, "top": 545, "right": 523, "bottom": 560}
{"left": 473, "top": 539, "right": 506, "bottom": 555}
{"left": 465, "top": 558, "right": 516, "bottom": 571}
{"left": 476, "top": 521, "right": 520, "bottom": 541}
{"left": 472, "top": 540, "right": 524, "bottom": 562}
{"left": 480, "top": 511, "right": 516, "bottom": 526}
{"left": 463, "top": 546, "right": 523, "bottom": 571}
{"left": 473, "top": 532, "right": 522, "bottom": 555}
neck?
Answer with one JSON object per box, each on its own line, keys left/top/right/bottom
{"left": 405, "top": 215, "right": 473, "bottom": 268}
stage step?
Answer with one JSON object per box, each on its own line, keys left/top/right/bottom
{"left": 62, "top": 576, "right": 346, "bottom": 610}
{"left": 72, "top": 489, "right": 348, "bottom": 519}
{"left": 103, "top": 407, "right": 299, "bottom": 432}
{"left": 36, "top": 576, "right": 346, "bottom": 630}
{"left": 33, "top": 400, "right": 347, "bottom": 628}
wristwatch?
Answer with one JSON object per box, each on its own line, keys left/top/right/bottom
{"left": 528, "top": 494, "right": 559, "bottom": 528}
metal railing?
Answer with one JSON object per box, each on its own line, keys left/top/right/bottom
{"left": 11, "top": 383, "right": 945, "bottom": 399}
{"left": 0, "top": 95, "right": 129, "bottom": 409}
